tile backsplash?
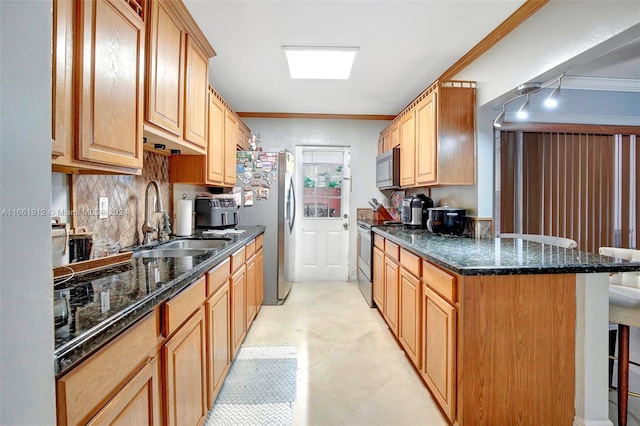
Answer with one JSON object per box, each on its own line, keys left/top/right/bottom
{"left": 73, "top": 152, "right": 171, "bottom": 248}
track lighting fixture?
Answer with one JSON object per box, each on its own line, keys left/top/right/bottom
{"left": 492, "top": 73, "right": 565, "bottom": 128}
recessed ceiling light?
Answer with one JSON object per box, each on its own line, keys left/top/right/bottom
{"left": 282, "top": 46, "right": 359, "bottom": 80}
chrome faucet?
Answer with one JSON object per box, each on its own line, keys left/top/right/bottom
{"left": 142, "top": 181, "right": 164, "bottom": 245}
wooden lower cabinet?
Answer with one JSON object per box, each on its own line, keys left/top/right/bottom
{"left": 206, "top": 280, "right": 231, "bottom": 407}
{"left": 231, "top": 264, "right": 247, "bottom": 358}
{"left": 246, "top": 254, "right": 257, "bottom": 325}
{"left": 163, "top": 306, "right": 208, "bottom": 426}
{"left": 87, "top": 357, "right": 161, "bottom": 425}
{"left": 256, "top": 248, "right": 264, "bottom": 309}
{"left": 372, "top": 246, "right": 385, "bottom": 311}
{"left": 383, "top": 256, "right": 399, "bottom": 336}
{"left": 398, "top": 267, "right": 421, "bottom": 366}
{"left": 422, "top": 285, "right": 457, "bottom": 423}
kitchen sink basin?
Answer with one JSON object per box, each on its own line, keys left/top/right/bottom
{"left": 134, "top": 248, "right": 212, "bottom": 258}
{"left": 160, "top": 239, "right": 230, "bottom": 250}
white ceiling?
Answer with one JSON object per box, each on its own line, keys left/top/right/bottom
{"left": 183, "top": 0, "right": 527, "bottom": 116}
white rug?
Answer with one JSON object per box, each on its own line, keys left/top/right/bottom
{"left": 205, "top": 346, "right": 297, "bottom": 426}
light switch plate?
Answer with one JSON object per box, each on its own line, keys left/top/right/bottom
{"left": 99, "top": 197, "right": 108, "bottom": 219}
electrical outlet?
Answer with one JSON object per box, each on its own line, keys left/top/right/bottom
{"left": 99, "top": 197, "right": 108, "bottom": 219}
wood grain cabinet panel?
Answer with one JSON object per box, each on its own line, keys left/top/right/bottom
{"left": 422, "top": 285, "right": 457, "bottom": 423}
{"left": 206, "top": 280, "right": 231, "bottom": 407}
{"left": 163, "top": 306, "right": 208, "bottom": 426}
{"left": 163, "top": 276, "right": 206, "bottom": 337}
{"left": 399, "top": 111, "right": 416, "bottom": 187}
{"left": 384, "top": 255, "right": 399, "bottom": 336}
{"left": 373, "top": 246, "right": 385, "bottom": 311}
{"left": 76, "top": 0, "right": 144, "bottom": 169}
{"left": 52, "top": 0, "right": 73, "bottom": 159}
{"left": 390, "top": 122, "right": 400, "bottom": 148}
{"left": 245, "top": 253, "right": 257, "bottom": 326}
{"left": 256, "top": 248, "right": 264, "bottom": 310}
{"left": 399, "top": 267, "right": 421, "bottom": 366}
{"left": 184, "top": 37, "right": 208, "bottom": 148}
{"left": 415, "top": 91, "right": 437, "bottom": 185}
{"left": 87, "top": 357, "right": 161, "bottom": 426}
{"left": 207, "top": 88, "right": 226, "bottom": 184}
{"left": 146, "top": 0, "right": 185, "bottom": 136}
{"left": 224, "top": 110, "right": 239, "bottom": 184}
{"left": 231, "top": 265, "right": 246, "bottom": 358}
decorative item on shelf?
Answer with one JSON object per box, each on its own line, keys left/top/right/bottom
{"left": 249, "top": 133, "right": 262, "bottom": 151}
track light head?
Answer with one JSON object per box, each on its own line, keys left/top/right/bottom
{"left": 516, "top": 95, "right": 530, "bottom": 119}
{"left": 544, "top": 77, "right": 562, "bottom": 108}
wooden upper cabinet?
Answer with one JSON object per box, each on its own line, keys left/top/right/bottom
{"left": 76, "top": 0, "right": 145, "bottom": 170}
{"left": 144, "top": 0, "right": 215, "bottom": 155}
{"left": 208, "top": 88, "right": 225, "bottom": 184}
{"left": 415, "top": 91, "right": 437, "bottom": 185}
{"left": 146, "top": 0, "right": 185, "bottom": 137}
{"left": 399, "top": 110, "right": 416, "bottom": 187}
{"left": 52, "top": 0, "right": 72, "bottom": 159}
{"left": 390, "top": 122, "right": 400, "bottom": 148}
{"left": 184, "top": 36, "right": 208, "bottom": 149}
{"left": 225, "top": 110, "right": 239, "bottom": 184}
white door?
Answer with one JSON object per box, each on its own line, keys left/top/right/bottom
{"left": 294, "top": 146, "right": 350, "bottom": 281}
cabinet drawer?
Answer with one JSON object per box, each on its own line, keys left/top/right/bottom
{"left": 256, "top": 233, "right": 264, "bottom": 250}
{"left": 422, "top": 261, "right": 457, "bottom": 304}
{"left": 245, "top": 239, "right": 256, "bottom": 258}
{"left": 207, "top": 258, "right": 230, "bottom": 297}
{"left": 374, "top": 234, "right": 384, "bottom": 250}
{"left": 163, "top": 276, "right": 206, "bottom": 337}
{"left": 385, "top": 240, "right": 400, "bottom": 262}
{"left": 231, "top": 246, "right": 246, "bottom": 273}
{"left": 401, "top": 248, "right": 421, "bottom": 277}
{"left": 56, "top": 312, "right": 158, "bottom": 426}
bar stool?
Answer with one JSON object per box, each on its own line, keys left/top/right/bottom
{"left": 600, "top": 247, "right": 640, "bottom": 426}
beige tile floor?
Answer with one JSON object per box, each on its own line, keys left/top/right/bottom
{"left": 243, "top": 281, "right": 448, "bottom": 426}
{"left": 244, "top": 281, "right": 640, "bottom": 425}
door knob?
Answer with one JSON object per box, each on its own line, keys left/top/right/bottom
{"left": 343, "top": 223, "right": 348, "bottom": 230}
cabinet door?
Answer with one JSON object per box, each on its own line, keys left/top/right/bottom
{"left": 87, "top": 357, "right": 161, "bottom": 426}
{"left": 206, "top": 281, "right": 231, "bottom": 407}
{"left": 231, "top": 265, "right": 246, "bottom": 358}
{"left": 246, "top": 254, "right": 257, "bottom": 326}
{"left": 384, "top": 256, "right": 399, "bottom": 336}
{"left": 52, "top": 0, "right": 72, "bottom": 158}
{"left": 256, "top": 249, "right": 264, "bottom": 309}
{"left": 399, "top": 267, "right": 421, "bottom": 366}
{"left": 163, "top": 306, "right": 208, "bottom": 426}
{"left": 415, "top": 91, "right": 437, "bottom": 185}
{"left": 76, "top": 0, "right": 144, "bottom": 169}
{"left": 399, "top": 111, "right": 416, "bottom": 187}
{"left": 224, "top": 110, "right": 238, "bottom": 185}
{"left": 207, "top": 89, "right": 225, "bottom": 184}
{"left": 390, "top": 122, "right": 400, "bottom": 148}
{"left": 422, "top": 285, "right": 457, "bottom": 422}
{"left": 146, "top": 0, "right": 185, "bottom": 136}
{"left": 373, "top": 246, "right": 385, "bottom": 311}
{"left": 238, "top": 122, "right": 247, "bottom": 151}
{"left": 183, "top": 36, "right": 208, "bottom": 149}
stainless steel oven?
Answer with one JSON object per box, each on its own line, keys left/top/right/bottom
{"left": 357, "top": 223, "right": 374, "bottom": 307}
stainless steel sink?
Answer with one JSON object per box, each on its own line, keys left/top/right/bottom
{"left": 160, "top": 239, "right": 230, "bottom": 250}
{"left": 133, "top": 248, "right": 212, "bottom": 258}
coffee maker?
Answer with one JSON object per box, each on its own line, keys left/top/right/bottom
{"left": 401, "top": 194, "right": 434, "bottom": 228}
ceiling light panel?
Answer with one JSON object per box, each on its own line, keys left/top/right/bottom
{"left": 283, "top": 46, "right": 359, "bottom": 80}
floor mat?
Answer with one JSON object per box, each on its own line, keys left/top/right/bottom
{"left": 206, "top": 345, "right": 297, "bottom": 426}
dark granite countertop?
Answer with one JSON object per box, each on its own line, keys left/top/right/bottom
{"left": 372, "top": 226, "right": 640, "bottom": 276}
{"left": 53, "top": 226, "right": 265, "bottom": 375}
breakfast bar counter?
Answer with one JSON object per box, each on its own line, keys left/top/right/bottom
{"left": 370, "top": 226, "right": 640, "bottom": 426}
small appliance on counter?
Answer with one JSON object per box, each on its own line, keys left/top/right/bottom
{"left": 401, "top": 194, "right": 434, "bottom": 228}
{"left": 194, "top": 197, "right": 239, "bottom": 229}
{"left": 426, "top": 204, "right": 466, "bottom": 235}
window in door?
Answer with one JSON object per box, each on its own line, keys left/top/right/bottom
{"left": 302, "top": 151, "right": 344, "bottom": 219}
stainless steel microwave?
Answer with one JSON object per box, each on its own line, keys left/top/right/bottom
{"left": 376, "top": 147, "right": 400, "bottom": 189}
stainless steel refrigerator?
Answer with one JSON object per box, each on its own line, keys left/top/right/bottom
{"left": 236, "top": 150, "right": 295, "bottom": 305}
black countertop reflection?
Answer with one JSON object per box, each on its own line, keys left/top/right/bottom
{"left": 54, "top": 226, "right": 264, "bottom": 375}
{"left": 372, "top": 226, "right": 640, "bottom": 276}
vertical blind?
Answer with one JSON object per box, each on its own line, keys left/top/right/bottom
{"left": 499, "top": 130, "right": 638, "bottom": 253}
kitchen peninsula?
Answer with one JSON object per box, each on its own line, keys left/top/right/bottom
{"left": 371, "top": 225, "right": 640, "bottom": 425}
{"left": 54, "top": 226, "right": 264, "bottom": 425}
